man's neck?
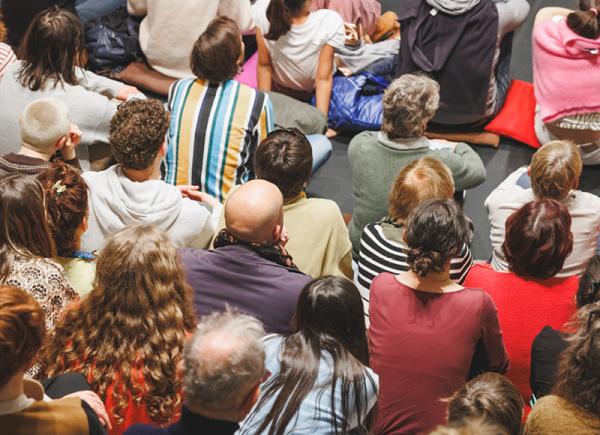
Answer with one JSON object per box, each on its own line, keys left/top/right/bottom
{"left": 0, "top": 374, "right": 24, "bottom": 402}
{"left": 17, "top": 145, "right": 53, "bottom": 162}
{"left": 121, "top": 161, "right": 161, "bottom": 182}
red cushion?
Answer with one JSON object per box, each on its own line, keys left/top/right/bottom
{"left": 485, "top": 80, "right": 541, "bottom": 149}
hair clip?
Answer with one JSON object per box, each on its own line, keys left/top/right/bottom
{"left": 590, "top": 8, "right": 598, "bottom": 16}
{"left": 52, "top": 180, "right": 67, "bottom": 195}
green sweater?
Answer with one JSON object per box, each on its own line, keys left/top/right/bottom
{"left": 348, "top": 131, "right": 486, "bottom": 256}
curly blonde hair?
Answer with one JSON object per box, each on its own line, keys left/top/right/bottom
{"left": 382, "top": 74, "right": 440, "bottom": 139}
{"left": 43, "top": 225, "right": 196, "bottom": 426}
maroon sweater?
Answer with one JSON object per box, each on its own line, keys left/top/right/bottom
{"left": 368, "top": 273, "right": 509, "bottom": 434}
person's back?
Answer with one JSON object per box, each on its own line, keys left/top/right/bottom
{"left": 486, "top": 141, "right": 600, "bottom": 277}
{"left": 525, "top": 303, "right": 600, "bottom": 434}
{"left": 370, "top": 273, "right": 506, "bottom": 434}
{"left": 128, "top": 0, "right": 254, "bottom": 79}
{"left": 0, "top": 285, "right": 104, "bottom": 435}
{"left": 0, "top": 8, "right": 136, "bottom": 165}
{"left": 253, "top": 129, "right": 352, "bottom": 278}
{"left": 81, "top": 99, "right": 222, "bottom": 253}
{"left": 368, "top": 200, "right": 507, "bottom": 434}
{"left": 356, "top": 157, "right": 473, "bottom": 317}
{"left": 44, "top": 225, "right": 197, "bottom": 433}
{"left": 348, "top": 75, "right": 486, "bottom": 254}
{"left": 165, "top": 17, "right": 274, "bottom": 202}
{"left": 182, "top": 180, "right": 312, "bottom": 334}
{"left": 239, "top": 277, "right": 378, "bottom": 434}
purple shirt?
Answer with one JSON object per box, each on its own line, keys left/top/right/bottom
{"left": 180, "top": 245, "right": 312, "bottom": 334}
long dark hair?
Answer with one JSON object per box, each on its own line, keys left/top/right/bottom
{"left": 0, "top": 174, "right": 56, "bottom": 281}
{"left": 567, "top": 0, "right": 600, "bottom": 39}
{"left": 17, "top": 7, "right": 86, "bottom": 91}
{"left": 265, "top": 0, "right": 309, "bottom": 40}
{"left": 554, "top": 302, "right": 600, "bottom": 416}
{"left": 252, "top": 276, "right": 376, "bottom": 434}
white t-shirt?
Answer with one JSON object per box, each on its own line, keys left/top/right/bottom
{"left": 255, "top": 7, "right": 345, "bottom": 91}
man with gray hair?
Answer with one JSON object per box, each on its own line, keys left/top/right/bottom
{"left": 0, "top": 97, "right": 82, "bottom": 176}
{"left": 124, "top": 310, "right": 266, "bottom": 435}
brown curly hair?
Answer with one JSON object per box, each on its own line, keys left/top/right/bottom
{"left": 38, "top": 161, "right": 88, "bottom": 257}
{"left": 109, "top": 99, "right": 170, "bottom": 170}
{"left": 0, "top": 285, "right": 45, "bottom": 388}
{"left": 43, "top": 224, "right": 196, "bottom": 426}
{"left": 553, "top": 302, "right": 600, "bottom": 416}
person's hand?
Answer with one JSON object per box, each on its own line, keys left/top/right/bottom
{"left": 116, "top": 85, "right": 142, "bottom": 101}
{"left": 64, "top": 390, "right": 112, "bottom": 430}
{"left": 61, "top": 124, "right": 82, "bottom": 160}
{"left": 177, "top": 185, "right": 220, "bottom": 208}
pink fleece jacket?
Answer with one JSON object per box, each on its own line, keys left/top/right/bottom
{"left": 533, "top": 17, "right": 600, "bottom": 123}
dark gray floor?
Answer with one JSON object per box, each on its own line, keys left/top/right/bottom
{"left": 308, "top": 0, "right": 600, "bottom": 260}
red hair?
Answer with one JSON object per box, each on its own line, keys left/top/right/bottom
{"left": 0, "top": 285, "right": 45, "bottom": 387}
{"left": 502, "top": 199, "right": 573, "bottom": 279}
{"left": 38, "top": 161, "right": 88, "bottom": 257}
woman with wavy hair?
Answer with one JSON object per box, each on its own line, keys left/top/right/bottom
{"left": 368, "top": 199, "right": 508, "bottom": 434}
{"left": 238, "top": 276, "right": 379, "bottom": 434}
{"left": 43, "top": 224, "right": 196, "bottom": 434}
{"left": 525, "top": 302, "right": 600, "bottom": 433}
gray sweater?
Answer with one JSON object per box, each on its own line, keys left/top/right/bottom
{"left": 348, "top": 131, "right": 486, "bottom": 256}
{"left": 0, "top": 61, "right": 125, "bottom": 167}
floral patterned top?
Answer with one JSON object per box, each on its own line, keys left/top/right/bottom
{"left": 5, "top": 256, "right": 79, "bottom": 330}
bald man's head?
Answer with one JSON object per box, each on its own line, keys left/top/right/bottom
{"left": 225, "top": 180, "right": 284, "bottom": 244}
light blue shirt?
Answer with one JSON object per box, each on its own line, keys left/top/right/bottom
{"left": 238, "top": 335, "right": 379, "bottom": 434}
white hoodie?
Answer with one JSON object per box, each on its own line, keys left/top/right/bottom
{"left": 81, "top": 165, "right": 222, "bottom": 253}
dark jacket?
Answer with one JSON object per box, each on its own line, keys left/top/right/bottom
{"left": 124, "top": 407, "right": 238, "bottom": 435}
{"left": 180, "top": 245, "right": 312, "bottom": 334}
{"left": 396, "top": 0, "right": 498, "bottom": 123}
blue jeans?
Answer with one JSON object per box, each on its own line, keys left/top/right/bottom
{"left": 307, "top": 135, "right": 333, "bottom": 173}
{"left": 75, "top": 0, "right": 126, "bottom": 24}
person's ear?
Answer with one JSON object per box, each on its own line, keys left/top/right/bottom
{"left": 159, "top": 141, "right": 168, "bottom": 158}
{"left": 273, "top": 223, "right": 283, "bottom": 243}
{"left": 81, "top": 215, "right": 88, "bottom": 232}
{"left": 55, "top": 135, "right": 67, "bottom": 150}
{"left": 527, "top": 165, "right": 531, "bottom": 177}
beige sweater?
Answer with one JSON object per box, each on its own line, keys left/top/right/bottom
{"left": 128, "top": 0, "right": 255, "bottom": 78}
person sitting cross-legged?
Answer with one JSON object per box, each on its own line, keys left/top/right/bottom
{"left": 348, "top": 74, "right": 486, "bottom": 256}
{"left": 164, "top": 17, "right": 275, "bottom": 202}
{"left": 181, "top": 179, "right": 312, "bottom": 335}
{"left": 81, "top": 98, "right": 222, "bottom": 253}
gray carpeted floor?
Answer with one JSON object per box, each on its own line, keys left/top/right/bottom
{"left": 307, "top": 0, "right": 600, "bottom": 260}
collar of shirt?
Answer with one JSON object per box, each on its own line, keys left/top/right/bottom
{"left": 377, "top": 132, "right": 431, "bottom": 151}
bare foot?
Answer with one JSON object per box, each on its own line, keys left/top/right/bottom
{"left": 326, "top": 128, "right": 338, "bottom": 139}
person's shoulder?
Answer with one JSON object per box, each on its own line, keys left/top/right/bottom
{"left": 303, "top": 197, "right": 343, "bottom": 218}
{"left": 349, "top": 131, "right": 380, "bottom": 151}
{"left": 571, "top": 190, "right": 600, "bottom": 211}
{"left": 82, "top": 165, "right": 115, "bottom": 182}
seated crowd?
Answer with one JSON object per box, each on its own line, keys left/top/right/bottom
{"left": 1, "top": 1, "right": 600, "bottom": 435}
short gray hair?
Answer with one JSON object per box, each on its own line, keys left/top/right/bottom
{"left": 19, "top": 97, "right": 70, "bottom": 152}
{"left": 382, "top": 74, "right": 440, "bottom": 139}
{"left": 183, "top": 310, "right": 266, "bottom": 413}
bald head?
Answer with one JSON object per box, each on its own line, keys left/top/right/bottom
{"left": 225, "top": 180, "right": 284, "bottom": 244}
